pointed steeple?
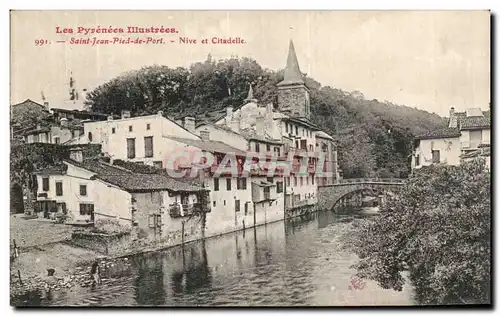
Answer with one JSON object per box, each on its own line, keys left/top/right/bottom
{"left": 278, "top": 39, "right": 304, "bottom": 86}
{"left": 244, "top": 84, "right": 257, "bottom": 103}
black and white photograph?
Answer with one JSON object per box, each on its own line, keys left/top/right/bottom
{"left": 9, "top": 10, "right": 491, "bottom": 307}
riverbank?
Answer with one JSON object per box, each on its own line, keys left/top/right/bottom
{"left": 13, "top": 211, "right": 415, "bottom": 306}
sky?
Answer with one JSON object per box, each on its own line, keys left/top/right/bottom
{"left": 10, "top": 10, "right": 490, "bottom": 117}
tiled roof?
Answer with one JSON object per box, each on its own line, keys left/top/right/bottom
{"left": 461, "top": 147, "right": 490, "bottom": 159}
{"left": 33, "top": 164, "right": 67, "bottom": 175}
{"left": 283, "top": 117, "right": 321, "bottom": 131}
{"left": 96, "top": 173, "right": 204, "bottom": 193}
{"left": 315, "top": 131, "right": 334, "bottom": 140}
{"left": 238, "top": 128, "right": 282, "bottom": 145}
{"left": 166, "top": 136, "right": 248, "bottom": 156}
{"left": 64, "top": 159, "right": 204, "bottom": 192}
{"left": 51, "top": 108, "right": 108, "bottom": 117}
{"left": 415, "top": 128, "right": 461, "bottom": 140}
{"left": 460, "top": 114, "right": 491, "bottom": 130}
{"left": 450, "top": 110, "right": 491, "bottom": 130}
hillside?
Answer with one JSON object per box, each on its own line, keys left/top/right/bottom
{"left": 84, "top": 57, "right": 447, "bottom": 178}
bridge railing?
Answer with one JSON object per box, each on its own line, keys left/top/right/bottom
{"left": 336, "top": 178, "right": 406, "bottom": 184}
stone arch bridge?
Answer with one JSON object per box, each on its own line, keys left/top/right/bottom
{"left": 318, "top": 178, "right": 406, "bottom": 211}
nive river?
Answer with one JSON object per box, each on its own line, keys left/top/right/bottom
{"left": 15, "top": 209, "right": 415, "bottom": 306}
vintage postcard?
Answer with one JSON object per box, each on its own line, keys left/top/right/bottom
{"left": 9, "top": 10, "right": 491, "bottom": 307}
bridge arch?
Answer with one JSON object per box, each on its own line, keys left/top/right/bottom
{"left": 317, "top": 178, "right": 405, "bottom": 211}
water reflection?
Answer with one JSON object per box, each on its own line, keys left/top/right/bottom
{"left": 14, "top": 209, "right": 414, "bottom": 306}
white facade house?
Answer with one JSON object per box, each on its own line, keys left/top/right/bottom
{"left": 412, "top": 107, "right": 491, "bottom": 170}
{"left": 412, "top": 128, "right": 462, "bottom": 169}
{"left": 83, "top": 111, "right": 200, "bottom": 168}
{"left": 33, "top": 149, "right": 209, "bottom": 246}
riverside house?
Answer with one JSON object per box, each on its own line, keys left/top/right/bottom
{"left": 412, "top": 107, "right": 491, "bottom": 170}
{"left": 33, "top": 147, "right": 210, "bottom": 247}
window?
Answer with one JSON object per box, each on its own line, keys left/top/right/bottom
{"left": 213, "top": 201, "right": 216, "bottom": 207}
{"left": 127, "top": 138, "right": 136, "bottom": 158}
{"left": 415, "top": 155, "right": 420, "bottom": 166}
{"left": 255, "top": 143, "right": 260, "bottom": 152}
{"left": 295, "top": 140, "right": 299, "bottom": 148}
{"left": 306, "top": 177, "right": 309, "bottom": 185}
{"left": 129, "top": 125, "right": 133, "bottom": 132}
{"left": 286, "top": 177, "right": 290, "bottom": 186}
{"left": 112, "top": 127, "right": 116, "bottom": 134}
{"left": 224, "top": 200, "right": 226, "bottom": 206}
{"left": 146, "top": 123, "right": 151, "bottom": 130}
{"left": 294, "top": 177, "right": 297, "bottom": 186}
{"left": 277, "top": 181, "right": 283, "bottom": 193}
{"left": 235, "top": 199, "right": 240, "bottom": 212}
{"left": 55, "top": 182, "right": 63, "bottom": 196}
{"left": 295, "top": 126, "right": 298, "bottom": 135}
{"left": 300, "top": 177, "right": 304, "bottom": 186}
{"left": 432, "top": 150, "right": 440, "bottom": 163}
{"left": 80, "top": 185, "right": 87, "bottom": 196}
{"left": 42, "top": 177, "right": 49, "bottom": 191}
{"left": 54, "top": 137, "right": 60, "bottom": 144}
{"left": 153, "top": 161, "right": 163, "bottom": 169}
{"left": 285, "top": 123, "right": 289, "bottom": 133}
{"left": 88, "top": 132, "right": 92, "bottom": 142}
{"left": 312, "top": 176, "right": 315, "bottom": 185}
{"left": 237, "top": 178, "right": 247, "bottom": 190}
{"left": 266, "top": 144, "right": 271, "bottom": 152}
{"left": 267, "top": 177, "right": 274, "bottom": 183}
{"left": 214, "top": 178, "right": 219, "bottom": 191}
{"left": 274, "top": 147, "right": 281, "bottom": 156}
{"left": 144, "top": 136, "right": 154, "bottom": 158}
{"left": 79, "top": 203, "right": 94, "bottom": 216}
{"left": 244, "top": 202, "right": 248, "bottom": 215}
{"left": 226, "top": 178, "right": 231, "bottom": 191}
{"left": 263, "top": 186, "right": 270, "bottom": 199}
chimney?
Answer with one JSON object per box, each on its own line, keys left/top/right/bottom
{"left": 69, "top": 147, "right": 83, "bottom": 162}
{"left": 184, "top": 116, "right": 195, "bottom": 133}
{"left": 121, "top": 110, "right": 131, "bottom": 119}
{"left": 231, "top": 117, "right": 241, "bottom": 133}
{"left": 107, "top": 115, "right": 113, "bottom": 121}
{"left": 43, "top": 101, "right": 50, "bottom": 111}
{"left": 448, "top": 107, "right": 457, "bottom": 128}
{"left": 200, "top": 130, "right": 210, "bottom": 141}
{"left": 60, "top": 118, "right": 68, "bottom": 127}
{"left": 158, "top": 110, "right": 164, "bottom": 117}
{"left": 225, "top": 107, "right": 233, "bottom": 125}
{"left": 255, "top": 116, "right": 265, "bottom": 135}
{"left": 266, "top": 103, "right": 273, "bottom": 115}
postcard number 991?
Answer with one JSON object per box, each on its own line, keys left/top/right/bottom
{"left": 35, "top": 39, "right": 49, "bottom": 46}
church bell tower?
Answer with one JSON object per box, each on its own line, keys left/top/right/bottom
{"left": 277, "top": 39, "right": 310, "bottom": 119}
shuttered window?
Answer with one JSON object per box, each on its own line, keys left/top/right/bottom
{"left": 127, "top": 138, "right": 136, "bottom": 158}
{"left": 144, "top": 136, "right": 154, "bottom": 157}
{"left": 42, "top": 177, "right": 49, "bottom": 191}
{"left": 55, "top": 182, "right": 63, "bottom": 196}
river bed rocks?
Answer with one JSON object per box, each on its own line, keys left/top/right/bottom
{"left": 10, "top": 257, "right": 133, "bottom": 299}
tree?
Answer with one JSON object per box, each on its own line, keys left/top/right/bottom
{"left": 347, "top": 159, "right": 491, "bottom": 304}
{"left": 84, "top": 57, "right": 447, "bottom": 178}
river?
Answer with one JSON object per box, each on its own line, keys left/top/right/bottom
{"left": 14, "top": 208, "right": 415, "bottom": 306}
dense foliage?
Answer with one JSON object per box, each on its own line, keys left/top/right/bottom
{"left": 84, "top": 57, "right": 446, "bottom": 178}
{"left": 348, "top": 159, "right": 491, "bottom": 305}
